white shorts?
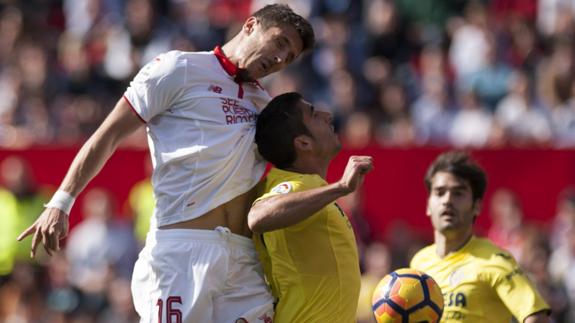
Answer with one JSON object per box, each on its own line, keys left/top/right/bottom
{"left": 131, "top": 227, "right": 274, "bottom": 323}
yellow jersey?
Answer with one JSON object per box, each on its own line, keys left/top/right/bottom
{"left": 253, "top": 167, "right": 361, "bottom": 323}
{"left": 410, "top": 236, "right": 550, "bottom": 322}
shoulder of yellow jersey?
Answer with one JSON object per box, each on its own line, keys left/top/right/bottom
{"left": 410, "top": 243, "right": 436, "bottom": 269}
{"left": 469, "top": 237, "right": 519, "bottom": 272}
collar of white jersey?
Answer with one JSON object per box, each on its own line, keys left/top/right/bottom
{"left": 213, "top": 46, "right": 261, "bottom": 86}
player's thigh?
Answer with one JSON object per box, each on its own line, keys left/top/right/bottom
{"left": 132, "top": 239, "right": 228, "bottom": 323}
{"left": 213, "top": 250, "right": 274, "bottom": 322}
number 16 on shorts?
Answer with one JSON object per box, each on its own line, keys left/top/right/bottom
{"left": 157, "top": 296, "right": 182, "bottom": 323}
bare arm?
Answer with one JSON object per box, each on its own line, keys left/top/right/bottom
{"left": 17, "top": 98, "right": 144, "bottom": 257}
{"left": 59, "top": 98, "right": 144, "bottom": 195}
{"left": 248, "top": 156, "right": 373, "bottom": 233}
{"left": 523, "top": 312, "right": 550, "bottom": 323}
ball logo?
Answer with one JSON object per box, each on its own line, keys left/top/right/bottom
{"left": 271, "top": 182, "right": 292, "bottom": 194}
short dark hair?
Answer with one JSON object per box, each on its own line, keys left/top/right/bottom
{"left": 424, "top": 151, "right": 487, "bottom": 202}
{"left": 252, "top": 4, "right": 315, "bottom": 53}
{"left": 255, "top": 92, "right": 311, "bottom": 169}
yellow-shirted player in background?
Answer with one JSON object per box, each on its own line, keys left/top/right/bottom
{"left": 410, "top": 151, "right": 550, "bottom": 323}
{"left": 249, "top": 92, "right": 374, "bottom": 323}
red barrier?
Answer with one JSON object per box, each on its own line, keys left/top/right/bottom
{"left": 2, "top": 147, "right": 574, "bottom": 237}
{"left": 327, "top": 148, "right": 575, "bottom": 239}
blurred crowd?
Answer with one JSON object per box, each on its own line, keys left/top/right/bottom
{"left": 0, "top": 0, "right": 574, "bottom": 148}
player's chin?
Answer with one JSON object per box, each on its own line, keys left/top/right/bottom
{"left": 438, "top": 222, "right": 459, "bottom": 232}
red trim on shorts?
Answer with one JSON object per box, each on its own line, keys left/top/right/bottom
{"left": 123, "top": 95, "right": 147, "bottom": 124}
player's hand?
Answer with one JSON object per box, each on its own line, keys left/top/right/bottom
{"left": 338, "top": 155, "right": 374, "bottom": 194}
{"left": 16, "top": 208, "right": 69, "bottom": 258}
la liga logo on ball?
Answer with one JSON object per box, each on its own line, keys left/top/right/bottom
{"left": 372, "top": 268, "right": 444, "bottom": 323}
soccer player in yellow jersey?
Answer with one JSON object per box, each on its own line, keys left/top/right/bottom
{"left": 249, "top": 92, "right": 374, "bottom": 322}
{"left": 410, "top": 151, "right": 550, "bottom": 323}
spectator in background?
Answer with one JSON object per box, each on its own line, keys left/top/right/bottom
{"left": 536, "top": 37, "right": 574, "bottom": 111}
{"left": 503, "top": 19, "right": 541, "bottom": 80}
{"left": 98, "top": 277, "right": 139, "bottom": 323}
{"left": 340, "top": 111, "right": 375, "bottom": 149}
{"left": 0, "top": 262, "right": 46, "bottom": 322}
{"left": 411, "top": 76, "right": 455, "bottom": 146}
{"left": 357, "top": 242, "right": 391, "bottom": 323}
{"left": 0, "top": 156, "right": 47, "bottom": 276}
{"left": 487, "top": 188, "right": 525, "bottom": 260}
{"left": 449, "top": 90, "right": 494, "bottom": 148}
{"left": 549, "top": 225, "right": 575, "bottom": 321}
{"left": 449, "top": 1, "right": 491, "bottom": 81}
{"left": 103, "top": 0, "right": 176, "bottom": 80}
{"left": 127, "top": 158, "right": 154, "bottom": 244}
{"left": 462, "top": 37, "right": 513, "bottom": 111}
{"left": 518, "top": 224, "right": 570, "bottom": 322}
{"left": 374, "top": 81, "right": 416, "bottom": 146}
{"left": 495, "top": 70, "right": 552, "bottom": 146}
{"left": 363, "top": 0, "right": 412, "bottom": 66}
{"left": 66, "top": 188, "right": 139, "bottom": 294}
{"left": 537, "top": 0, "right": 575, "bottom": 38}
{"left": 551, "top": 79, "right": 575, "bottom": 147}
{"left": 550, "top": 187, "right": 575, "bottom": 250}
{"left": 549, "top": 188, "right": 575, "bottom": 303}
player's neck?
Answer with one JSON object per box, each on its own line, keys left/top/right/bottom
{"left": 220, "top": 41, "right": 242, "bottom": 68}
{"left": 287, "top": 156, "right": 330, "bottom": 179}
{"left": 434, "top": 230, "right": 473, "bottom": 258}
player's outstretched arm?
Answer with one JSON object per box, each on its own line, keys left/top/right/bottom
{"left": 248, "top": 155, "right": 373, "bottom": 233}
{"left": 524, "top": 312, "right": 550, "bottom": 323}
{"left": 17, "top": 97, "right": 144, "bottom": 257}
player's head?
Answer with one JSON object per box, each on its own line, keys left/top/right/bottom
{"left": 234, "top": 4, "right": 314, "bottom": 79}
{"left": 256, "top": 92, "right": 339, "bottom": 169}
{"left": 424, "top": 151, "right": 487, "bottom": 234}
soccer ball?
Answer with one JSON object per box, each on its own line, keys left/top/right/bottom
{"left": 372, "top": 268, "right": 444, "bottom": 323}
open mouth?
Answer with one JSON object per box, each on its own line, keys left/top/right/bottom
{"left": 441, "top": 210, "right": 456, "bottom": 218}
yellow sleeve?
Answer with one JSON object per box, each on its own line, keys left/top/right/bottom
{"left": 254, "top": 179, "right": 307, "bottom": 203}
{"left": 255, "top": 175, "right": 324, "bottom": 230}
{"left": 486, "top": 252, "right": 550, "bottom": 322}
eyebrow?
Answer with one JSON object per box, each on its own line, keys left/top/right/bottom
{"left": 434, "top": 184, "right": 468, "bottom": 191}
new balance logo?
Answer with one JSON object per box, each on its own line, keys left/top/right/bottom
{"left": 208, "top": 84, "right": 223, "bottom": 94}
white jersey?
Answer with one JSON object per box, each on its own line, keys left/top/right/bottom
{"left": 124, "top": 48, "right": 271, "bottom": 228}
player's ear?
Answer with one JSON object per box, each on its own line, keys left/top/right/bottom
{"left": 472, "top": 199, "right": 482, "bottom": 217}
{"left": 293, "top": 135, "right": 313, "bottom": 152}
{"left": 243, "top": 16, "right": 258, "bottom": 35}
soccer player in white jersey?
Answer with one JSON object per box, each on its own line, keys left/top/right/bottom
{"left": 17, "top": 4, "right": 314, "bottom": 323}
